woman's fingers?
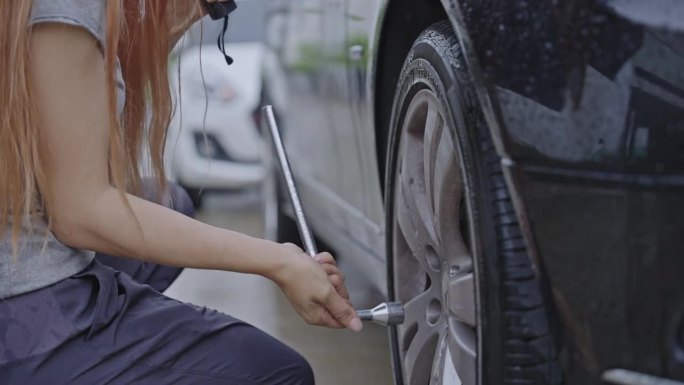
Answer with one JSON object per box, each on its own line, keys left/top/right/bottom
{"left": 315, "top": 253, "right": 346, "bottom": 284}
{"left": 322, "top": 287, "right": 363, "bottom": 331}
{"left": 315, "top": 256, "right": 349, "bottom": 299}
{"left": 328, "top": 274, "right": 350, "bottom": 300}
{"left": 314, "top": 252, "right": 336, "bottom": 265}
{"left": 319, "top": 262, "right": 346, "bottom": 282}
{"left": 316, "top": 310, "right": 346, "bottom": 329}
{"left": 278, "top": 248, "right": 359, "bottom": 330}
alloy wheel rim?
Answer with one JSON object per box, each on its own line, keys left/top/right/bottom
{"left": 392, "top": 89, "right": 477, "bottom": 385}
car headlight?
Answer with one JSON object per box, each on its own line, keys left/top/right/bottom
{"left": 188, "top": 77, "right": 237, "bottom": 103}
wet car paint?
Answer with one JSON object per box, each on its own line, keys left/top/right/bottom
{"left": 445, "top": 0, "right": 684, "bottom": 382}
{"left": 520, "top": 175, "right": 684, "bottom": 383}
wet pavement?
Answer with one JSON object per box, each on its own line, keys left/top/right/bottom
{"left": 164, "top": 192, "right": 394, "bottom": 385}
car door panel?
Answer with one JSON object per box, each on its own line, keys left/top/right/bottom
{"left": 346, "top": 0, "right": 388, "bottom": 260}
{"left": 266, "top": 0, "right": 385, "bottom": 280}
{"left": 272, "top": 0, "right": 350, "bottom": 234}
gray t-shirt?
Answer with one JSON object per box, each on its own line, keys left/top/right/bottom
{"left": 0, "top": 0, "right": 126, "bottom": 298}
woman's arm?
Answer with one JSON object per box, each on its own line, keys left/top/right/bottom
{"left": 30, "top": 22, "right": 362, "bottom": 331}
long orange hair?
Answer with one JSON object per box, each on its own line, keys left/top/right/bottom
{"left": 0, "top": 0, "right": 200, "bottom": 250}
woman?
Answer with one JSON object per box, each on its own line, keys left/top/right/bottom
{"left": 0, "top": 1, "right": 361, "bottom": 384}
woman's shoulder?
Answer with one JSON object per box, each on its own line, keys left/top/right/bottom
{"left": 30, "top": 0, "right": 108, "bottom": 48}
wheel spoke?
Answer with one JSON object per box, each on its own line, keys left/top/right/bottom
{"left": 395, "top": 203, "right": 435, "bottom": 275}
{"left": 433, "top": 134, "right": 470, "bottom": 268}
{"left": 423, "top": 100, "right": 444, "bottom": 220}
{"left": 418, "top": 95, "right": 471, "bottom": 271}
{"left": 448, "top": 272, "right": 476, "bottom": 327}
{"left": 393, "top": 233, "right": 429, "bottom": 302}
{"left": 395, "top": 159, "right": 439, "bottom": 272}
{"left": 404, "top": 308, "right": 441, "bottom": 384}
{"left": 429, "top": 327, "right": 450, "bottom": 385}
{"left": 447, "top": 319, "right": 477, "bottom": 385}
{"left": 402, "top": 289, "right": 436, "bottom": 328}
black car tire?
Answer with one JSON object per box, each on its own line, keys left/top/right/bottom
{"left": 385, "top": 21, "right": 562, "bottom": 385}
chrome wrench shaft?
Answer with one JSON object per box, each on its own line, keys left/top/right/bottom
{"left": 263, "top": 105, "right": 317, "bottom": 256}
{"left": 262, "top": 105, "right": 404, "bottom": 327}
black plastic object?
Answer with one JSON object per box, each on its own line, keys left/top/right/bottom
{"left": 199, "top": 1, "right": 237, "bottom": 65}
{"left": 200, "top": 0, "right": 237, "bottom": 21}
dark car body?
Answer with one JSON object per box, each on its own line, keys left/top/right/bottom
{"left": 262, "top": 0, "right": 684, "bottom": 382}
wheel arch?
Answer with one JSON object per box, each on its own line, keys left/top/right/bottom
{"left": 373, "top": 0, "right": 448, "bottom": 190}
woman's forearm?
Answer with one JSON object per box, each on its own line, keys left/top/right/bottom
{"left": 56, "top": 186, "right": 286, "bottom": 279}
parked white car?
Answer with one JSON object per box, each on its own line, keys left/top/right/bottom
{"left": 165, "top": 3, "right": 265, "bottom": 206}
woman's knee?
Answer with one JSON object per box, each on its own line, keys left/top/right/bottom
{"left": 291, "top": 351, "right": 315, "bottom": 385}
{"left": 267, "top": 345, "right": 315, "bottom": 385}
{"left": 228, "top": 324, "right": 315, "bottom": 385}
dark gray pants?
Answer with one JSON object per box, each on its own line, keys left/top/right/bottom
{"left": 0, "top": 183, "right": 315, "bottom": 385}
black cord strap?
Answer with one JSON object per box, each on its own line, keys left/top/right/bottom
{"left": 217, "top": 16, "right": 234, "bottom": 66}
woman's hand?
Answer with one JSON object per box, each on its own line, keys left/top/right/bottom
{"left": 270, "top": 244, "right": 363, "bottom": 332}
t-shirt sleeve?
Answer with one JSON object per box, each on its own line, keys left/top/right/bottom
{"left": 29, "top": 0, "right": 108, "bottom": 49}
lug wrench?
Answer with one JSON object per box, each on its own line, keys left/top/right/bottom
{"left": 262, "top": 105, "right": 405, "bottom": 327}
